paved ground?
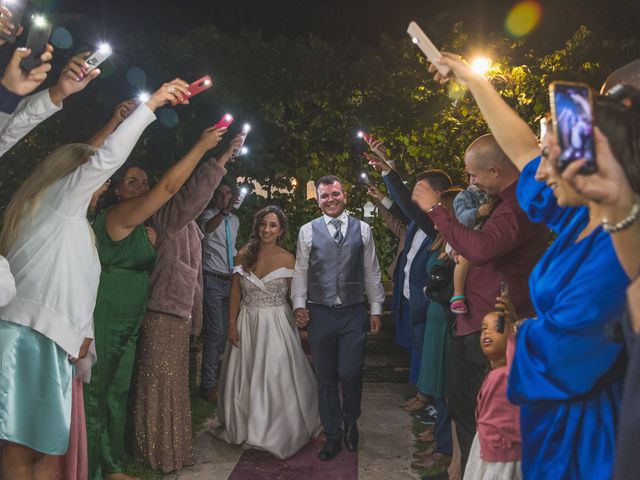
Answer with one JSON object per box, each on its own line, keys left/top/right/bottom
{"left": 163, "top": 383, "right": 419, "bottom": 480}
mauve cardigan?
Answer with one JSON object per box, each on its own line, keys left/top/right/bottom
{"left": 147, "top": 158, "right": 226, "bottom": 335}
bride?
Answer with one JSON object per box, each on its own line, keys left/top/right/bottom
{"left": 215, "top": 205, "right": 321, "bottom": 459}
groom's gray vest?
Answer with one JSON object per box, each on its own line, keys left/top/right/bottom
{"left": 307, "top": 216, "right": 365, "bottom": 307}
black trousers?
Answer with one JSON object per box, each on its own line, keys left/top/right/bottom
{"left": 307, "top": 302, "right": 368, "bottom": 441}
{"left": 446, "top": 331, "right": 488, "bottom": 474}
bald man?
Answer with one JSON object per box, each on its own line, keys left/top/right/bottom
{"left": 601, "top": 58, "right": 640, "bottom": 94}
{"left": 413, "top": 134, "right": 551, "bottom": 474}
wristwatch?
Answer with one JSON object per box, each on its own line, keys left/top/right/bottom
{"left": 427, "top": 202, "right": 443, "bottom": 213}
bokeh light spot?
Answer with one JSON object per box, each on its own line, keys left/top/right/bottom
{"left": 505, "top": 1, "right": 542, "bottom": 39}
{"left": 158, "top": 108, "right": 179, "bottom": 128}
{"left": 126, "top": 67, "right": 147, "bottom": 88}
{"left": 50, "top": 27, "right": 72, "bottom": 49}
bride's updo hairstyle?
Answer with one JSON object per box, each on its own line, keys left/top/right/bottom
{"left": 239, "top": 205, "right": 288, "bottom": 271}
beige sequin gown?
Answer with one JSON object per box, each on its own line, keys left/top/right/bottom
{"left": 215, "top": 266, "right": 322, "bottom": 459}
{"left": 131, "top": 310, "right": 194, "bottom": 472}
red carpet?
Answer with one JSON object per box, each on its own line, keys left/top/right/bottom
{"left": 228, "top": 436, "right": 358, "bottom": 480}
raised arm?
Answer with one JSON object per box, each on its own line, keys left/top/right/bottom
{"left": 86, "top": 99, "right": 136, "bottom": 148}
{"left": 431, "top": 53, "right": 540, "bottom": 171}
{"left": 152, "top": 134, "right": 242, "bottom": 235}
{"left": 106, "top": 124, "right": 227, "bottom": 241}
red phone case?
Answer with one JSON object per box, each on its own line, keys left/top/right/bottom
{"left": 181, "top": 75, "right": 213, "bottom": 104}
{"left": 213, "top": 113, "right": 234, "bottom": 129}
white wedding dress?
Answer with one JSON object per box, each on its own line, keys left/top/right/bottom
{"left": 215, "top": 266, "right": 322, "bottom": 459}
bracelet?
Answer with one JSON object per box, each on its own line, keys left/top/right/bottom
{"left": 427, "top": 202, "right": 443, "bottom": 213}
{"left": 602, "top": 203, "right": 640, "bottom": 233}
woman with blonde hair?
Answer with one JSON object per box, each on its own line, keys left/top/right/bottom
{"left": 0, "top": 78, "right": 188, "bottom": 480}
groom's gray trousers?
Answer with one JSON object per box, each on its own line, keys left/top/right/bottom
{"left": 307, "top": 301, "right": 368, "bottom": 442}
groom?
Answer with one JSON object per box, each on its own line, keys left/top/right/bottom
{"left": 292, "top": 175, "right": 385, "bottom": 461}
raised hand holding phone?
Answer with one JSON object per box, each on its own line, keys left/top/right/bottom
{"left": 48, "top": 52, "right": 101, "bottom": 106}
{"left": 20, "top": 15, "right": 51, "bottom": 71}
{"left": 1, "top": 43, "right": 52, "bottom": 95}
{"left": 407, "top": 21, "right": 450, "bottom": 76}
{"left": 85, "top": 43, "right": 112, "bottom": 73}
{"left": 144, "top": 78, "right": 190, "bottom": 111}
{"left": 196, "top": 124, "right": 227, "bottom": 152}
{"left": 0, "top": 1, "right": 26, "bottom": 45}
{"left": 213, "top": 113, "right": 234, "bottom": 129}
{"left": 180, "top": 75, "right": 213, "bottom": 104}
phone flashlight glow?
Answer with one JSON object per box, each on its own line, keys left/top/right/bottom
{"left": 357, "top": 131, "right": 365, "bottom": 139}
{"left": 412, "top": 37, "right": 419, "bottom": 44}
{"left": 98, "top": 43, "right": 112, "bottom": 55}
{"left": 360, "top": 172, "right": 367, "bottom": 179}
{"left": 242, "top": 123, "right": 251, "bottom": 134}
{"left": 239, "top": 146, "right": 249, "bottom": 156}
{"left": 240, "top": 187, "right": 248, "bottom": 195}
{"left": 137, "top": 92, "right": 150, "bottom": 103}
{"left": 32, "top": 14, "right": 48, "bottom": 28}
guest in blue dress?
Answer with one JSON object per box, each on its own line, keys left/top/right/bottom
{"left": 417, "top": 53, "right": 638, "bottom": 479}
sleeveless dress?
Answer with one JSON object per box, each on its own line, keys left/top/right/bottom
{"left": 84, "top": 210, "right": 156, "bottom": 479}
{"left": 215, "top": 266, "right": 322, "bottom": 459}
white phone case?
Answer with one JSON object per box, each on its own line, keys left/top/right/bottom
{"left": 85, "top": 49, "right": 111, "bottom": 73}
{"left": 407, "top": 21, "right": 450, "bottom": 76}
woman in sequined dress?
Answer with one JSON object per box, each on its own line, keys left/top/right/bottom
{"left": 215, "top": 206, "right": 322, "bottom": 459}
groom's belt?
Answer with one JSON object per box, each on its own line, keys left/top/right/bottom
{"left": 203, "top": 270, "right": 231, "bottom": 280}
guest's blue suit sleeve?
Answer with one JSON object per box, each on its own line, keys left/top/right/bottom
{"left": 383, "top": 170, "right": 436, "bottom": 238}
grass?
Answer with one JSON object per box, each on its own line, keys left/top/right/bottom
{"left": 121, "top": 385, "right": 217, "bottom": 480}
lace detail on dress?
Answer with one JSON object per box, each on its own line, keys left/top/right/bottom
{"left": 240, "top": 276, "right": 290, "bottom": 308}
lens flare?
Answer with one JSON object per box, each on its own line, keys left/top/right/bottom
{"left": 357, "top": 130, "right": 365, "bottom": 138}
{"left": 470, "top": 57, "right": 492, "bottom": 76}
{"left": 137, "top": 91, "right": 150, "bottom": 103}
{"left": 505, "top": 1, "right": 542, "bottom": 39}
{"left": 242, "top": 123, "right": 251, "bottom": 134}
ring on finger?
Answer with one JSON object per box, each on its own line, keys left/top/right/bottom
{"left": 168, "top": 86, "right": 176, "bottom": 94}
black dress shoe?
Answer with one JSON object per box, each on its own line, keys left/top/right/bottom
{"left": 344, "top": 423, "right": 359, "bottom": 452}
{"left": 318, "top": 439, "right": 342, "bottom": 461}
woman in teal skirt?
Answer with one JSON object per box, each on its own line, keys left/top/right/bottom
{"left": 0, "top": 72, "right": 180, "bottom": 478}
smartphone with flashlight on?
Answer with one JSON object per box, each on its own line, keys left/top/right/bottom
{"left": 213, "top": 113, "right": 234, "bottom": 130}
{"left": 232, "top": 186, "right": 249, "bottom": 209}
{"left": 357, "top": 130, "right": 375, "bottom": 143}
{"left": 20, "top": 15, "right": 51, "bottom": 71}
{"left": 549, "top": 81, "right": 596, "bottom": 174}
{"left": 407, "top": 21, "right": 450, "bottom": 76}
{"left": 496, "top": 281, "right": 509, "bottom": 333}
{"left": 0, "top": 0, "right": 27, "bottom": 44}
{"left": 359, "top": 171, "right": 373, "bottom": 186}
{"left": 181, "top": 75, "right": 212, "bottom": 104}
{"left": 85, "top": 43, "right": 112, "bottom": 73}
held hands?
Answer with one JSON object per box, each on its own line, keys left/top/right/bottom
{"left": 1, "top": 44, "right": 53, "bottom": 96}
{"left": 49, "top": 52, "right": 101, "bottom": 105}
{"left": 228, "top": 321, "right": 240, "bottom": 347}
{"left": 68, "top": 337, "right": 93, "bottom": 364}
{"left": 294, "top": 308, "right": 310, "bottom": 328}
{"left": 145, "top": 78, "right": 190, "bottom": 111}
{"left": 370, "top": 314, "right": 382, "bottom": 334}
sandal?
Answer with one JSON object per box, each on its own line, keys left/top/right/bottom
{"left": 417, "top": 426, "right": 435, "bottom": 443}
{"left": 450, "top": 295, "right": 468, "bottom": 314}
{"left": 401, "top": 393, "right": 432, "bottom": 412}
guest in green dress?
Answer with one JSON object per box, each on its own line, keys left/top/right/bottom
{"left": 84, "top": 119, "right": 228, "bottom": 480}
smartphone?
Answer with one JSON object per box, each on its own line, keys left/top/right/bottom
{"left": 213, "top": 113, "right": 234, "bottom": 129}
{"left": 85, "top": 43, "right": 112, "bottom": 73}
{"left": 20, "top": 15, "right": 52, "bottom": 71}
{"left": 549, "top": 81, "right": 596, "bottom": 174}
{"left": 407, "top": 21, "right": 450, "bottom": 76}
{"left": 496, "top": 281, "right": 509, "bottom": 333}
{"left": 181, "top": 75, "right": 213, "bottom": 104}
{"left": 539, "top": 117, "right": 548, "bottom": 141}
{"left": 360, "top": 171, "right": 372, "bottom": 186}
{"left": 232, "top": 187, "right": 248, "bottom": 209}
{"left": 0, "top": 0, "right": 26, "bottom": 44}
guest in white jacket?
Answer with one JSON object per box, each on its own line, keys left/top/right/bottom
{"left": 0, "top": 58, "right": 192, "bottom": 478}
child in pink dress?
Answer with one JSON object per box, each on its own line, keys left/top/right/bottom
{"left": 464, "top": 311, "right": 522, "bottom": 480}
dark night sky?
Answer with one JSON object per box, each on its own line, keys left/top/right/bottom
{"left": 40, "top": 0, "right": 640, "bottom": 53}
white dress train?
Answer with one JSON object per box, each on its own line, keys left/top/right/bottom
{"left": 215, "top": 266, "right": 322, "bottom": 459}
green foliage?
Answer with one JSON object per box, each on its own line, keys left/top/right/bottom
{"left": 0, "top": 23, "right": 637, "bottom": 275}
